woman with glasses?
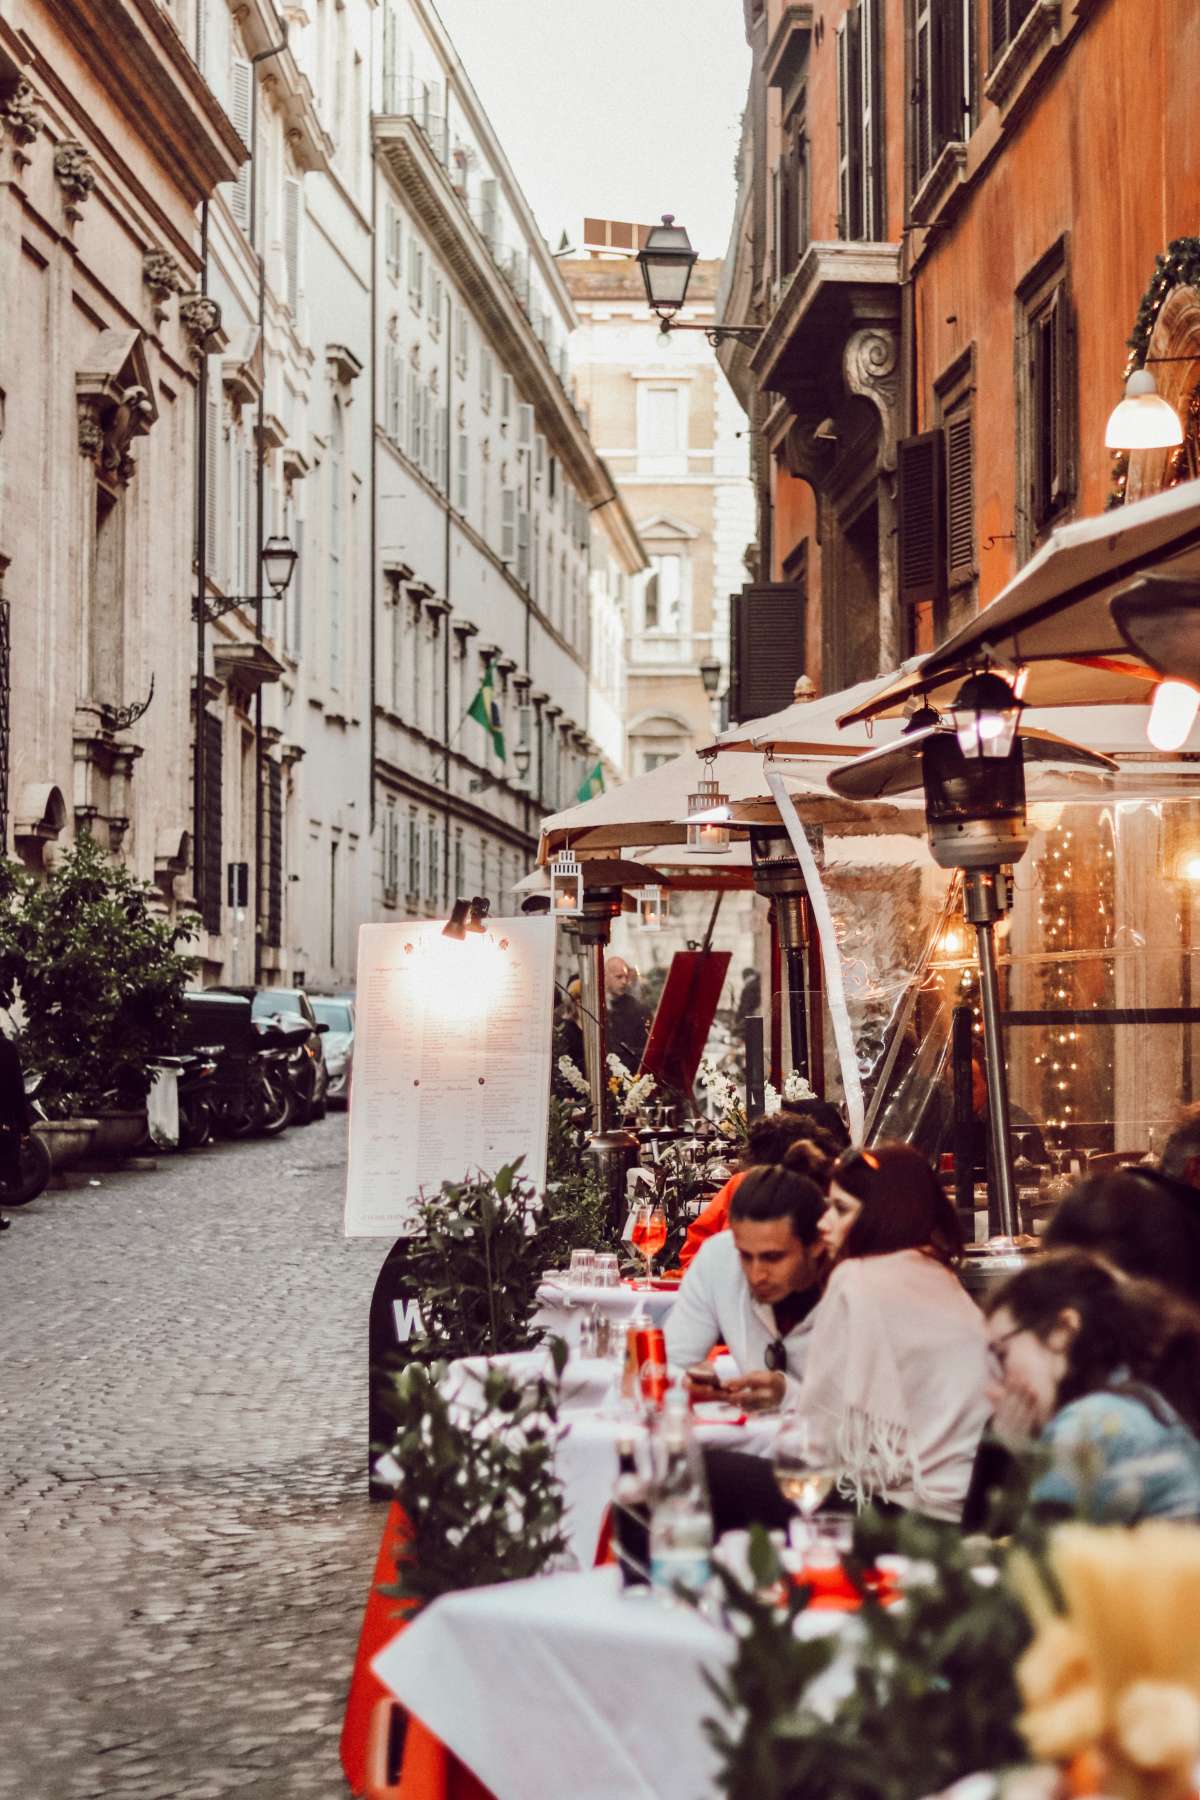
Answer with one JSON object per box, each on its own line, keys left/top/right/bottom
{"left": 983, "top": 1250, "right": 1200, "bottom": 1522}
{"left": 792, "top": 1143, "right": 990, "bottom": 1521}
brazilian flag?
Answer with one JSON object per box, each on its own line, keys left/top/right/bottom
{"left": 576, "top": 762, "right": 605, "bottom": 804}
{"left": 468, "top": 661, "right": 505, "bottom": 760}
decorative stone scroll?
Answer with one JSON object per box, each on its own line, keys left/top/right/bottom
{"left": 843, "top": 327, "right": 900, "bottom": 473}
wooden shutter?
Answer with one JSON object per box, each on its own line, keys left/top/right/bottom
{"left": 456, "top": 433, "right": 468, "bottom": 511}
{"left": 913, "top": 0, "right": 934, "bottom": 187}
{"left": 382, "top": 3, "right": 397, "bottom": 111}
{"left": 284, "top": 178, "right": 301, "bottom": 310}
{"left": 200, "top": 711, "right": 223, "bottom": 936}
{"left": 897, "top": 430, "right": 946, "bottom": 605}
{"left": 229, "top": 58, "right": 252, "bottom": 230}
{"left": 500, "top": 488, "right": 516, "bottom": 563}
{"left": 945, "top": 411, "right": 975, "bottom": 588}
{"left": 860, "top": 0, "right": 881, "bottom": 239}
{"left": 264, "top": 759, "right": 283, "bottom": 948}
{"left": 836, "top": 20, "right": 850, "bottom": 237}
{"left": 196, "top": 0, "right": 209, "bottom": 73}
{"left": 934, "top": 0, "right": 968, "bottom": 157}
{"left": 729, "top": 584, "right": 807, "bottom": 724}
{"left": 517, "top": 401, "right": 534, "bottom": 446}
{"left": 1031, "top": 286, "right": 1071, "bottom": 526}
{"left": 204, "top": 386, "right": 220, "bottom": 573}
{"left": 992, "top": 0, "right": 1034, "bottom": 62}
{"left": 517, "top": 507, "right": 530, "bottom": 586}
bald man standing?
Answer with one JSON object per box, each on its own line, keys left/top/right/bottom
{"left": 606, "top": 955, "right": 651, "bottom": 1070}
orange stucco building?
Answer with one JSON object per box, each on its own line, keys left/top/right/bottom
{"left": 720, "top": 0, "right": 1200, "bottom": 699}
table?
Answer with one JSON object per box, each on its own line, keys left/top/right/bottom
{"left": 373, "top": 1566, "right": 856, "bottom": 1800}
{"left": 535, "top": 1279, "right": 678, "bottom": 1349}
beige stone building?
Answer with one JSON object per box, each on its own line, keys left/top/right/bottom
{"left": 0, "top": 1, "right": 242, "bottom": 902}
{"left": 561, "top": 235, "right": 758, "bottom": 987}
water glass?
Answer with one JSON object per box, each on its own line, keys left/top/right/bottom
{"left": 594, "top": 1252, "right": 620, "bottom": 1289}
{"left": 569, "top": 1248, "right": 596, "bottom": 1287}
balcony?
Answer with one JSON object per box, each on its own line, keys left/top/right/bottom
{"left": 750, "top": 240, "right": 901, "bottom": 403}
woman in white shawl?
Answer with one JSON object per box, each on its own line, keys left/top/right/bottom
{"left": 796, "top": 1144, "right": 991, "bottom": 1521}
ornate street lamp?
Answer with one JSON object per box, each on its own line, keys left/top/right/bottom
{"left": 949, "top": 669, "right": 1025, "bottom": 761}
{"left": 193, "top": 531, "right": 299, "bottom": 622}
{"left": 636, "top": 215, "right": 762, "bottom": 348}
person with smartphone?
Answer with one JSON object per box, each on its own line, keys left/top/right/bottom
{"left": 664, "top": 1145, "right": 827, "bottom": 1412}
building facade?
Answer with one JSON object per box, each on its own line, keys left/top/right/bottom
{"left": 370, "top": 0, "right": 639, "bottom": 926}
{"left": 720, "top": 0, "right": 1200, "bottom": 707}
{"left": 0, "top": 0, "right": 241, "bottom": 904}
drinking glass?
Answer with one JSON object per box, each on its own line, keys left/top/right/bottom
{"left": 594, "top": 1252, "right": 620, "bottom": 1289}
{"left": 630, "top": 1202, "right": 667, "bottom": 1288}
{"left": 569, "top": 1248, "right": 596, "bottom": 1287}
{"left": 772, "top": 1414, "right": 837, "bottom": 1555}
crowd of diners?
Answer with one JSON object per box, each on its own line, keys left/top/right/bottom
{"left": 663, "top": 1102, "right": 1200, "bottom": 1534}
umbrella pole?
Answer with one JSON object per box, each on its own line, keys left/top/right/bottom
{"left": 769, "top": 909, "right": 783, "bottom": 1088}
{"left": 964, "top": 870, "right": 1018, "bottom": 1240}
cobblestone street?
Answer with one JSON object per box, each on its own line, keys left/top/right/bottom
{"left": 0, "top": 1118, "right": 385, "bottom": 1800}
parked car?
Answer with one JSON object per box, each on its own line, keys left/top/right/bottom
{"left": 310, "top": 995, "right": 354, "bottom": 1107}
{"left": 209, "top": 986, "right": 329, "bottom": 1124}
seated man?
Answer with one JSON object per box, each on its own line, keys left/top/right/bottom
{"left": 679, "top": 1100, "right": 844, "bottom": 1270}
{"left": 665, "top": 1149, "right": 826, "bottom": 1412}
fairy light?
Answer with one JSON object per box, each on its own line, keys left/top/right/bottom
{"left": 1033, "top": 813, "right": 1116, "bottom": 1136}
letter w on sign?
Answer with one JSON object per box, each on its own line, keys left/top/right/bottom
{"left": 392, "top": 1296, "right": 426, "bottom": 1343}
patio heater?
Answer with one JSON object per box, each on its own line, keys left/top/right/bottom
{"left": 829, "top": 674, "right": 1033, "bottom": 1238}
{"left": 748, "top": 821, "right": 820, "bottom": 1091}
{"left": 558, "top": 879, "right": 638, "bottom": 1226}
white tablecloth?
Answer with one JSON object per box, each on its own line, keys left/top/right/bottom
{"left": 373, "top": 1566, "right": 855, "bottom": 1800}
{"left": 535, "top": 1280, "right": 677, "bottom": 1348}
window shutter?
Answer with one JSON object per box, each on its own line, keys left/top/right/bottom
{"left": 860, "top": 0, "right": 881, "bottom": 239}
{"left": 517, "top": 507, "right": 530, "bottom": 586}
{"left": 382, "top": 4, "right": 398, "bottom": 111}
{"left": 243, "top": 445, "right": 255, "bottom": 594}
{"left": 991, "top": 0, "right": 1034, "bottom": 63}
{"left": 456, "top": 433, "right": 468, "bottom": 511}
{"left": 200, "top": 711, "right": 223, "bottom": 936}
{"left": 517, "top": 401, "right": 534, "bottom": 446}
{"left": 1030, "top": 286, "right": 1071, "bottom": 526}
{"left": 729, "top": 584, "right": 808, "bottom": 724}
{"left": 913, "top": 0, "right": 934, "bottom": 188}
{"left": 934, "top": 0, "right": 968, "bottom": 158}
{"left": 456, "top": 307, "right": 469, "bottom": 372}
{"left": 480, "top": 177, "right": 498, "bottom": 248}
{"left": 1051, "top": 285, "right": 1071, "bottom": 510}
{"left": 945, "top": 411, "right": 975, "bottom": 587}
{"left": 196, "top": 0, "right": 209, "bottom": 73}
{"left": 284, "top": 178, "right": 301, "bottom": 312}
{"left": 500, "top": 489, "right": 516, "bottom": 563}
{"left": 500, "top": 373, "right": 513, "bottom": 422}
{"left": 229, "top": 57, "right": 252, "bottom": 230}
{"left": 264, "top": 759, "right": 283, "bottom": 948}
{"left": 836, "top": 21, "right": 851, "bottom": 237}
{"left": 204, "top": 387, "right": 220, "bottom": 573}
{"left": 897, "top": 429, "right": 947, "bottom": 605}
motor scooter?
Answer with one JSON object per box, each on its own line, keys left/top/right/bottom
{"left": 1, "top": 1073, "right": 53, "bottom": 1207}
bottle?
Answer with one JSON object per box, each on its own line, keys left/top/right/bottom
{"left": 612, "top": 1436, "right": 650, "bottom": 1591}
{"left": 648, "top": 1392, "right": 713, "bottom": 1598}
{"left": 577, "top": 1306, "right": 596, "bottom": 1357}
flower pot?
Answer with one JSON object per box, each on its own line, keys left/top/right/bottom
{"left": 32, "top": 1118, "right": 99, "bottom": 1170}
{"left": 89, "top": 1108, "right": 149, "bottom": 1159}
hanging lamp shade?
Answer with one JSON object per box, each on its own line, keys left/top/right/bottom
{"left": 549, "top": 847, "right": 584, "bottom": 916}
{"left": 1104, "top": 367, "right": 1184, "bottom": 450}
{"left": 636, "top": 215, "right": 698, "bottom": 317}
{"left": 950, "top": 670, "right": 1024, "bottom": 761}
{"left": 686, "top": 769, "right": 731, "bottom": 854}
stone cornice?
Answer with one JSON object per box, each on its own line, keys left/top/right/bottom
{"left": 374, "top": 115, "right": 612, "bottom": 506}
{"left": 32, "top": 0, "right": 246, "bottom": 205}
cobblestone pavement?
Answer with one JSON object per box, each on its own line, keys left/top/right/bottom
{"left": 0, "top": 1116, "right": 387, "bottom": 1800}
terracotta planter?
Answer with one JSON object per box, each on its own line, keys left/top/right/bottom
{"left": 33, "top": 1118, "right": 99, "bottom": 1170}
{"left": 89, "top": 1108, "right": 149, "bottom": 1158}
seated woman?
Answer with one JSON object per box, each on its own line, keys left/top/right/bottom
{"left": 705, "top": 1144, "right": 990, "bottom": 1534}
{"left": 1042, "top": 1167, "right": 1200, "bottom": 1303}
{"left": 679, "top": 1103, "right": 842, "bottom": 1271}
{"left": 984, "top": 1249, "right": 1200, "bottom": 1522}
{"left": 792, "top": 1144, "right": 991, "bottom": 1521}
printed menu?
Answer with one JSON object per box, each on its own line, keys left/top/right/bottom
{"left": 343, "top": 915, "right": 555, "bottom": 1236}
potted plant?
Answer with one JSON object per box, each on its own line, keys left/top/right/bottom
{"left": 0, "top": 837, "right": 197, "bottom": 1158}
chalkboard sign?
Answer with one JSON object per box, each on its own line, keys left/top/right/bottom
{"left": 367, "top": 1235, "right": 427, "bottom": 1500}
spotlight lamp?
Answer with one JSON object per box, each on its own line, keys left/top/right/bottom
{"left": 442, "top": 895, "right": 491, "bottom": 940}
{"left": 549, "top": 847, "right": 584, "bottom": 917}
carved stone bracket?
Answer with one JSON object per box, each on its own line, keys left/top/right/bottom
{"left": 0, "top": 80, "right": 40, "bottom": 150}
{"left": 54, "top": 140, "right": 96, "bottom": 217}
{"left": 843, "top": 327, "right": 900, "bottom": 473}
{"left": 76, "top": 329, "right": 158, "bottom": 490}
{"left": 144, "top": 249, "right": 185, "bottom": 324}
{"left": 179, "top": 292, "right": 224, "bottom": 356}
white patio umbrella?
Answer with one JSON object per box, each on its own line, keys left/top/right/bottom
{"left": 836, "top": 479, "right": 1200, "bottom": 728}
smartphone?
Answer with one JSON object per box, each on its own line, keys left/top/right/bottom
{"left": 686, "top": 1363, "right": 723, "bottom": 1392}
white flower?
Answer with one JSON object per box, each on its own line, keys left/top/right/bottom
{"left": 606, "top": 1052, "right": 632, "bottom": 1081}
{"left": 783, "top": 1071, "right": 815, "bottom": 1102}
{"left": 763, "top": 1083, "right": 782, "bottom": 1116}
{"left": 557, "top": 1055, "right": 590, "bottom": 1097}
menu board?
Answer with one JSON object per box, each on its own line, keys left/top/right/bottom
{"left": 343, "top": 915, "right": 556, "bottom": 1237}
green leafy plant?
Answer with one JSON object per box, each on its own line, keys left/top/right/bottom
{"left": 378, "top": 1343, "right": 570, "bottom": 1614}
{"left": 0, "top": 836, "right": 197, "bottom": 1116}
{"left": 707, "top": 1513, "right": 1035, "bottom": 1800}
{"left": 388, "top": 1161, "right": 552, "bottom": 1364}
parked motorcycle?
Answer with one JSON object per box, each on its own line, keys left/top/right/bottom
{"left": 2, "top": 1074, "right": 53, "bottom": 1207}
{"left": 256, "top": 1012, "right": 322, "bottom": 1128}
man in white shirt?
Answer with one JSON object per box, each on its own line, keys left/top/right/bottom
{"left": 665, "top": 1159, "right": 826, "bottom": 1412}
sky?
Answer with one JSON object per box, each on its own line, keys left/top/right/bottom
{"left": 431, "top": 0, "right": 750, "bottom": 259}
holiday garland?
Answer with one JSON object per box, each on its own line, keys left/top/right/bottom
{"left": 1108, "top": 235, "right": 1200, "bottom": 508}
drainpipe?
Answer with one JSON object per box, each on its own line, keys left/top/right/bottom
{"left": 194, "top": 199, "right": 210, "bottom": 937}
{"left": 443, "top": 288, "right": 452, "bottom": 907}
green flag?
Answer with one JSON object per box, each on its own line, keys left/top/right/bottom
{"left": 576, "top": 761, "right": 605, "bottom": 804}
{"left": 468, "top": 660, "right": 505, "bottom": 760}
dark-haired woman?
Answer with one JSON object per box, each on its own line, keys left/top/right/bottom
{"left": 792, "top": 1143, "right": 990, "bottom": 1521}
{"left": 985, "top": 1250, "right": 1200, "bottom": 1521}
{"left": 1043, "top": 1167, "right": 1200, "bottom": 1304}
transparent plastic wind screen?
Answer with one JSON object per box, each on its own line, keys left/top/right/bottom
{"left": 857, "top": 786, "right": 1200, "bottom": 1159}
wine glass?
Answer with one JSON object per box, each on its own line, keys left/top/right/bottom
{"left": 772, "top": 1413, "right": 837, "bottom": 1557}
{"left": 630, "top": 1201, "right": 667, "bottom": 1289}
